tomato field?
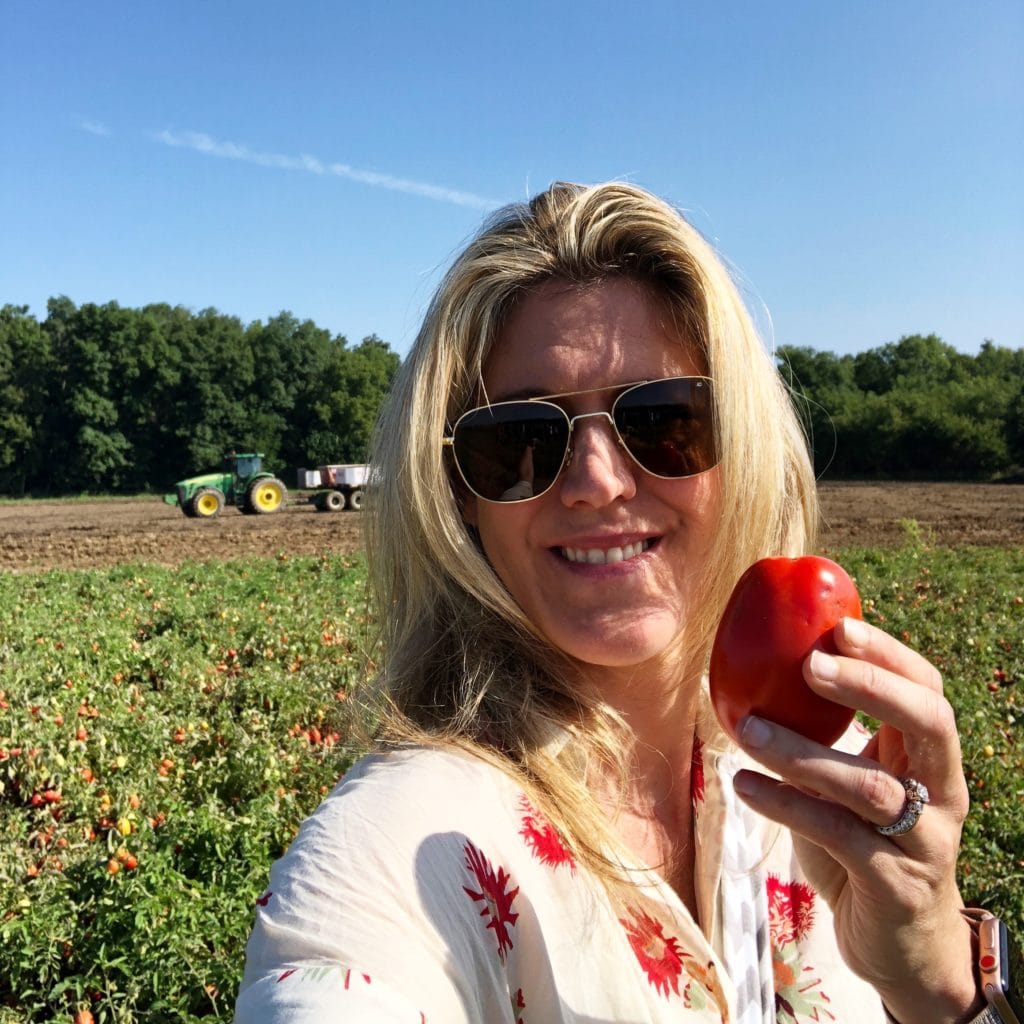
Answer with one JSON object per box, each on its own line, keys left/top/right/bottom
{"left": 0, "top": 554, "right": 373, "bottom": 1022}
{"left": 0, "top": 485, "right": 1021, "bottom": 1022}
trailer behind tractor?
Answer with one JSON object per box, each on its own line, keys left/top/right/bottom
{"left": 165, "top": 454, "right": 369, "bottom": 518}
{"left": 297, "top": 464, "right": 368, "bottom": 511}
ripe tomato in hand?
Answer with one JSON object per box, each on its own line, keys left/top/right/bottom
{"left": 709, "top": 556, "right": 862, "bottom": 746}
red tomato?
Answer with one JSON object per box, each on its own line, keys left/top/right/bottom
{"left": 709, "top": 555, "right": 862, "bottom": 746}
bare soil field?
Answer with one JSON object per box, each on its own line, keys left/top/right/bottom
{"left": 0, "top": 482, "right": 1020, "bottom": 572}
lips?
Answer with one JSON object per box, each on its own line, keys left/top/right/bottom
{"left": 559, "top": 538, "right": 655, "bottom": 564}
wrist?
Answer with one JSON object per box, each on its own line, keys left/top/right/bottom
{"left": 885, "top": 909, "right": 1024, "bottom": 1024}
{"left": 879, "top": 912, "right": 982, "bottom": 1024}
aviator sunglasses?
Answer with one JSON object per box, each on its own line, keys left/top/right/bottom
{"left": 443, "top": 376, "right": 719, "bottom": 503}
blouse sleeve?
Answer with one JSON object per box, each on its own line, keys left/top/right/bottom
{"left": 235, "top": 961, "right": 429, "bottom": 1023}
{"left": 234, "top": 765, "right": 519, "bottom": 1023}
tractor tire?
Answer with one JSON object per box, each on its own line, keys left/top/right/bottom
{"left": 247, "top": 477, "right": 287, "bottom": 514}
{"left": 323, "top": 490, "right": 345, "bottom": 512}
{"left": 191, "top": 488, "right": 224, "bottom": 519}
{"left": 346, "top": 489, "right": 364, "bottom": 511}
{"left": 181, "top": 501, "right": 198, "bottom": 519}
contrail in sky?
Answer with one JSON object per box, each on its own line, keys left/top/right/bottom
{"left": 153, "top": 129, "right": 499, "bottom": 210}
{"left": 79, "top": 119, "right": 112, "bottom": 137}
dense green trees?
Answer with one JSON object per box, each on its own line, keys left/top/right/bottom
{"left": 778, "top": 335, "right": 1024, "bottom": 479}
{"left": 0, "top": 303, "right": 1019, "bottom": 495}
{"left": 0, "top": 300, "right": 400, "bottom": 496}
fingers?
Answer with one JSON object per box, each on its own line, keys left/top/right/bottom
{"left": 732, "top": 616, "right": 969, "bottom": 860}
{"left": 731, "top": 767, "right": 958, "bottom": 908}
{"left": 802, "top": 618, "right": 965, "bottom": 799}
{"left": 805, "top": 646, "right": 955, "bottom": 761}
{"left": 834, "top": 616, "right": 944, "bottom": 696}
{"left": 735, "top": 715, "right": 934, "bottom": 839}
{"left": 732, "top": 767, "right": 893, "bottom": 866}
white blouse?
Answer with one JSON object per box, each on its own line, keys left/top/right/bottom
{"left": 235, "top": 724, "right": 887, "bottom": 1023}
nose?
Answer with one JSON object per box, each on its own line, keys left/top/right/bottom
{"left": 558, "top": 411, "right": 637, "bottom": 508}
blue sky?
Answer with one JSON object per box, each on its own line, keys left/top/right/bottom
{"left": 3, "top": 0, "right": 1021, "bottom": 358}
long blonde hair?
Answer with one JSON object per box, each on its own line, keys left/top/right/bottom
{"left": 364, "top": 181, "right": 817, "bottom": 880}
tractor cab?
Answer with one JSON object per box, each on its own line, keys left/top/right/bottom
{"left": 227, "top": 452, "right": 264, "bottom": 480}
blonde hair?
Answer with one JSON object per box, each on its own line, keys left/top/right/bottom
{"left": 364, "top": 181, "right": 817, "bottom": 882}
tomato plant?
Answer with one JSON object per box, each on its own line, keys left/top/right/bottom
{"left": 709, "top": 555, "right": 862, "bottom": 746}
{"left": 0, "top": 540, "right": 1020, "bottom": 1021}
{"left": 0, "top": 554, "right": 373, "bottom": 1022}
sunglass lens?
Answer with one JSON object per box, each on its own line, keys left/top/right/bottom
{"left": 614, "top": 378, "right": 718, "bottom": 477}
{"left": 453, "top": 403, "right": 569, "bottom": 501}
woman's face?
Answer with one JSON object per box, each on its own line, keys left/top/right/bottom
{"left": 462, "top": 277, "right": 722, "bottom": 675}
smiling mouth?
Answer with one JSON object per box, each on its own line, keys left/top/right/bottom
{"left": 559, "top": 538, "right": 655, "bottom": 565}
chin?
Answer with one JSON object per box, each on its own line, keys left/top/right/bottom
{"left": 552, "top": 621, "right": 681, "bottom": 672}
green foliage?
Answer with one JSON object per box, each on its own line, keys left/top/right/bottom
{"left": 0, "top": 555, "right": 373, "bottom": 1022}
{"left": 0, "top": 301, "right": 401, "bottom": 497}
{"left": 778, "top": 335, "right": 1024, "bottom": 479}
{"left": 819, "top": 542, "right": 1024, "bottom": 932}
{"left": 0, "top": 305, "right": 52, "bottom": 495}
{"left": 0, "top": 544, "right": 1021, "bottom": 1019}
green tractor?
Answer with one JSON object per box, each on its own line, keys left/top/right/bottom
{"left": 163, "top": 452, "right": 288, "bottom": 519}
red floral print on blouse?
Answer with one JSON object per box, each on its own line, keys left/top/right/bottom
{"left": 766, "top": 875, "right": 835, "bottom": 1022}
{"left": 511, "top": 986, "right": 526, "bottom": 1023}
{"left": 691, "top": 736, "right": 705, "bottom": 805}
{"left": 620, "top": 906, "right": 686, "bottom": 998}
{"left": 766, "top": 874, "right": 816, "bottom": 946}
{"left": 463, "top": 840, "right": 520, "bottom": 962}
{"left": 517, "top": 794, "right": 576, "bottom": 873}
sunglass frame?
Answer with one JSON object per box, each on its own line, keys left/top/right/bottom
{"left": 442, "top": 375, "right": 719, "bottom": 504}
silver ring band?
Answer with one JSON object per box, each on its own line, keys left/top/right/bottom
{"left": 876, "top": 777, "right": 930, "bottom": 837}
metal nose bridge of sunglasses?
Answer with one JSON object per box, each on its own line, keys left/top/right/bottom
{"left": 558, "top": 409, "right": 630, "bottom": 467}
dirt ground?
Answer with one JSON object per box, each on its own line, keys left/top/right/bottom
{"left": 0, "top": 482, "right": 1020, "bottom": 572}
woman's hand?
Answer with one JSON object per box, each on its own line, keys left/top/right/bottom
{"left": 732, "top": 616, "right": 981, "bottom": 1024}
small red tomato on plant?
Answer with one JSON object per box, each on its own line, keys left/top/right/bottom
{"left": 709, "top": 555, "right": 863, "bottom": 746}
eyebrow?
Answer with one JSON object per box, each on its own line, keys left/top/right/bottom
{"left": 487, "top": 379, "right": 655, "bottom": 405}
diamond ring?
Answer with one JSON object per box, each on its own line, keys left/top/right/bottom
{"left": 876, "top": 777, "right": 930, "bottom": 837}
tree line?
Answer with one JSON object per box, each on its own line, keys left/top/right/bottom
{"left": 778, "top": 335, "right": 1023, "bottom": 480}
{"left": 0, "top": 301, "right": 1020, "bottom": 497}
{"left": 0, "top": 299, "right": 400, "bottom": 496}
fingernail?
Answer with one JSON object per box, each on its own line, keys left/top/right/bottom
{"left": 739, "top": 715, "right": 772, "bottom": 749}
{"left": 732, "top": 770, "right": 757, "bottom": 798}
{"left": 841, "top": 617, "right": 868, "bottom": 647}
{"left": 810, "top": 649, "right": 839, "bottom": 681}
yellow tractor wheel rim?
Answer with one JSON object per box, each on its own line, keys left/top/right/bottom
{"left": 196, "top": 494, "right": 219, "bottom": 516}
{"left": 254, "top": 484, "right": 282, "bottom": 511}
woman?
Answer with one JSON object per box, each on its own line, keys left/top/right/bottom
{"left": 235, "top": 182, "right": 985, "bottom": 1022}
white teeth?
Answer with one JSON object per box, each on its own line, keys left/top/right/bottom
{"left": 561, "top": 539, "right": 652, "bottom": 564}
